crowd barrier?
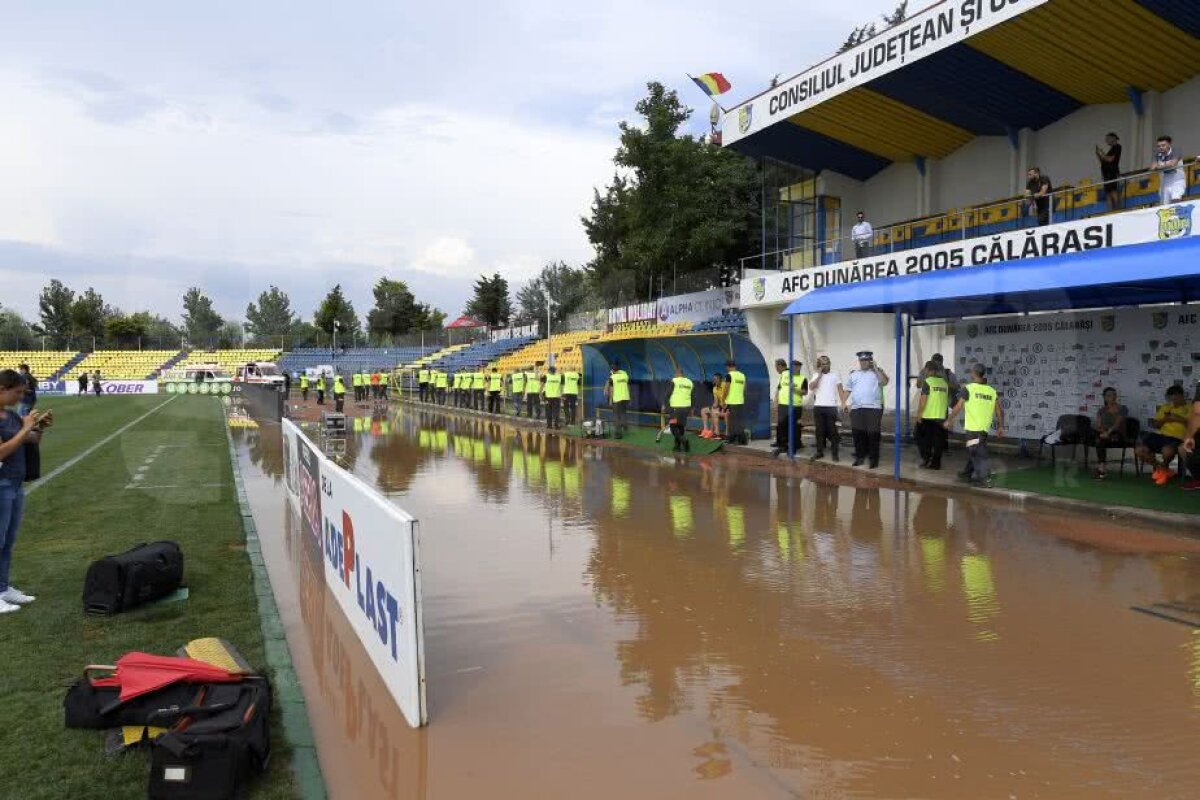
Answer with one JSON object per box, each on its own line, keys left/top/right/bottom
{"left": 281, "top": 418, "right": 427, "bottom": 727}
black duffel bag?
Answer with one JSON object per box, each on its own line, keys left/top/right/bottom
{"left": 148, "top": 681, "right": 272, "bottom": 800}
{"left": 83, "top": 541, "right": 184, "bottom": 615}
{"left": 64, "top": 678, "right": 202, "bottom": 730}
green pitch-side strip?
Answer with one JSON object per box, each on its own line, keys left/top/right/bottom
{"left": 222, "top": 406, "right": 327, "bottom": 800}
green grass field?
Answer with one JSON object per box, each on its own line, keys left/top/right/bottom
{"left": 0, "top": 395, "right": 298, "bottom": 799}
{"left": 995, "top": 463, "right": 1200, "bottom": 515}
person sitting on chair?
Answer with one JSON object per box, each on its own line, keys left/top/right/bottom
{"left": 1093, "top": 387, "right": 1129, "bottom": 480}
{"left": 1136, "top": 384, "right": 1189, "bottom": 485}
{"left": 699, "top": 373, "right": 727, "bottom": 440}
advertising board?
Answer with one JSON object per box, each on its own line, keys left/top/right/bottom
{"left": 281, "top": 418, "right": 427, "bottom": 727}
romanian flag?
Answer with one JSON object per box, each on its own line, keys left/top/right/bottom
{"left": 691, "top": 72, "right": 731, "bottom": 97}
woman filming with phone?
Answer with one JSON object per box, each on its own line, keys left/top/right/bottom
{"left": 0, "top": 368, "right": 53, "bottom": 615}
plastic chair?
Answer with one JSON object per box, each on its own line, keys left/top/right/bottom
{"left": 1113, "top": 417, "right": 1141, "bottom": 475}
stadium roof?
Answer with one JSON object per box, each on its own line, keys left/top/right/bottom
{"left": 781, "top": 235, "right": 1200, "bottom": 320}
{"left": 725, "top": 0, "right": 1200, "bottom": 180}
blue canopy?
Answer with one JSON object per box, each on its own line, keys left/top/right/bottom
{"left": 783, "top": 237, "right": 1200, "bottom": 320}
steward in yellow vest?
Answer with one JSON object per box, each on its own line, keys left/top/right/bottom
{"left": 723, "top": 359, "right": 746, "bottom": 444}
{"left": 543, "top": 367, "right": 564, "bottom": 429}
{"left": 561, "top": 369, "right": 581, "bottom": 425}
{"left": 945, "top": 363, "right": 1003, "bottom": 487}
{"left": 915, "top": 361, "right": 950, "bottom": 470}
{"left": 667, "top": 367, "right": 694, "bottom": 452}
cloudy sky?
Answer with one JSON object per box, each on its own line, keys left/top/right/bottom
{"left": 0, "top": 0, "right": 896, "bottom": 325}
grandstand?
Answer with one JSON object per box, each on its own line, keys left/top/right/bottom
{"left": 400, "top": 343, "right": 467, "bottom": 371}
{"left": 72, "top": 350, "right": 185, "bottom": 380}
{"left": 692, "top": 311, "right": 747, "bottom": 334}
{"left": 0, "top": 351, "right": 82, "bottom": 380}
{"left": 178, "top": 349, "right": 282, "bottom": 373}
{"left": 490, "top": 322, "right": 693, "bottom": 376}
{"left": 280, "top": 346, "right": 433, "bottom": 376}
{"left": 424, "top": 336, "right": 538, "bottom": 373}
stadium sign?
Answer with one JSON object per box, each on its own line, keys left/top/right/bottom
{"left": 60, "top": 380, "right": 161, "bottom": 395}
{"left": 37, "top": 380, "right": 67, "bottom": 395}
{"left": 723, "top": 0, "right": 1048, "bottom": 146}
{"left": 607, "top": 286, "right": 741, "bottom": 327}
{"left": 282, "top": 418, "right": 428, "bottom": 728}
{"left": 741, "top": 202, "right": 1197, "bottom": 309}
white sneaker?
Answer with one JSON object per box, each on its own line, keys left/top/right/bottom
{"left": 0, "top": 599, "right": 19, "bottom": 614}
{"left": 2, "top": 588, "right": 35, "bottom": 605}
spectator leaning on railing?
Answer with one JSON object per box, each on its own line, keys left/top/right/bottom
{"left": 1150, "top": 135, "right": 1185, "bottom": 205}
{"left": 1025, "top": 167, "right": 1053, "bottom": 227}
{"left": 1095, "top": 132, "right": 1123, "bottom": 211}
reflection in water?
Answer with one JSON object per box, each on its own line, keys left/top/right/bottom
{"left": 241, "top": 406, "right": 1200, "bottom": 799}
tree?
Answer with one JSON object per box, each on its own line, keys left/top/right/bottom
{"left": 245, "top": 286, "right": 297, "bottom": 339}
{"left": 104, "top": 312, "right": 151, "bottom": 348}
{"left": 882, "top": 1, "right": 909, "bottom": 26}
{"left": 516, "top": 262, "right": 589, "bottom": 336}
{"left": 144, "top": 315, "right": 184, "bottom": 349}
{"left": 217, "top": 321, "right": 244, "bottom": 349}
{"left": 35, "top": 279, "right": 75, "bottom": 348}
{"left": 365, "top": 278, "right": 440, "bottom": 341}
{"left": 837, "top": 24, "right": 876, "bottom": 53}
{"left": 182, "top": 287, "right": 224, "bottom": 347}
{"left": 582, "top": 83, "right": 760, "bottom": 304}
{"left": 70, "top": 287, "right": 109, "bottom": 348}
{"left": 314, "top": 284, "right": 361, "bottom": 344}
{"left": 0, "top": 306, "right": 36, "bottom": 349}
{"left": 464, "top": 273, "right": 512, "bottom": 328}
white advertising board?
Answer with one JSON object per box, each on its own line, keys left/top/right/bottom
{"left": 723, "top": 0, "right": 1047, "bottom": 146}
{"left": 281, "top": 417, "right": 427, "bottom": 727}
{"left": 60, "top": 379, "right": 161, "bottom": 395}
{"left": 953, "top": 307, "right": 1200, "bottom": 439}
{"left": 608, "top": 286, "right": 740, "bottom": 326}
{"left": 741, "top": 203, "right": 1197, "bottom": 309}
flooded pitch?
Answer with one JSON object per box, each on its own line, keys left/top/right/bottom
{"left": 236, "top": 408, "right": 1200, "bottom": 799}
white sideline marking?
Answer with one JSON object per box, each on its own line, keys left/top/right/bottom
{"left": 26, "top": 396, "right": 178, "bottom": 496}
{"left": 124, "top": 483, "right": 226, "bottom": 491}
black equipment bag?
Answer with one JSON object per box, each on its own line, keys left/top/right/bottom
{"left": 82, "top": 541, "right": 184, "bottom": 615}
{"left": 148, "top": 681, "right": 272, "bottom": 800}
{"left": 64, "top": 679, "right": 202, "bottom": 730}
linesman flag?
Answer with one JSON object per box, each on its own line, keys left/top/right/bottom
{"left": 690, "top": 72, "right": 731, "bottom": 97}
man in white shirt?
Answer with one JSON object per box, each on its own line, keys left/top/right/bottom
{"left": 809, "top": 355, "right": 846, "bottom": 462}
{"left": 851, "top": 211, "right": 873, "bottom": 259}
{"left": 1151, "top": 135, "right": 1186, "bottom": 205}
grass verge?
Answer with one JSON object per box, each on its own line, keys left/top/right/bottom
{"left": 0, "top": 395, "right": 299, "bottom": 800}
{"left": 995, "top": 464, "right": 1200, "bottom": 515}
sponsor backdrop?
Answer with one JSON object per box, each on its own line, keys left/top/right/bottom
{"left": 741, "top": 203, "right": 1196, "bottom": 309}
{"left": 282, "top": 418, "right": 428, "bottom": 727}
{"left": 952, "top": 307, "right": 1200, "bottom": 439}
{"left": 723, "top": 0, "right": 1045, "bottom": 145}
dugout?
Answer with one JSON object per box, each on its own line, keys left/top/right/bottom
{"left": 782, "top": 235, "right": 1200, "bottom": 479}
{"left": 581, "top": 333, "right": 771, "bottom": 438}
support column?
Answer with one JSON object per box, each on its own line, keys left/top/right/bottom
{"left": 893, "top": 309, "right": 903, "bottom": 480}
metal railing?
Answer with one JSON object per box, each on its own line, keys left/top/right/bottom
{"left": 741, "top": 164, "right": 1196, "bottom": 273}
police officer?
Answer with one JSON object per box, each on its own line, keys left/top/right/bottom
{"left": 847, "top": 350, "right": 888, "bottom": 468}
{"left": 914, "top": 360, "right": 950, "bottom": 469}
{"left": 333, "top": 373, "right": 347, "bottom": 412}
{"left": 543, "top": 365, "right": 563, "bottom": 429}
{"left": 472, "top": 369, "right": 486, "bottom": 411}
{"left": 510, "top": 369, "right": 526, "bottom": 416}
{"left": 417, "top": 367, "right": 430, "bottom": 403}
{"left": 945, "top": 363, "right": 1004, "bottom": 487}
{"left": 772, "top": 358, "right": 807, "bottom": 458}
{"left": 562, "top": 366, "right": 581, "bottom": 425}
{"left": 316, "top": 372, "right": 326, "bottom": 405}
{"left": 606, "top": 362, "right": 631, "bottom": 439}
{"left": 488, "top": 367, "right": 503, "bottom": 414}
{"left": 435, "top": 369, "right": 448, "bottom": 405}
{"left": 724, "top": 359, "right": 746, "bottom": 445}
{"left": 525, "top": 366, "right": 542, "bottom": 420}
{"left": 299, "top": 371, "right": 310, "bottom": 402}
{"left": 668, "top": 364, "right": 694, "bottom": 452}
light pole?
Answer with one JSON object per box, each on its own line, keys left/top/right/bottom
{"left": 544, "top": 290, "right": 555, "bottom": 368}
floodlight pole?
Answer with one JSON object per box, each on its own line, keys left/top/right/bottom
{"left": 545, "top": 290, "right": 555, "bottom": 368}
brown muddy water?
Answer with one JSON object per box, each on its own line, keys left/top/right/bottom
{"left": 234, "top": 407, "right": 1200, "bottom": 800}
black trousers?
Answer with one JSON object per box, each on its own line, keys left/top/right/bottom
{"left": 527, "top": 394, "right": 541, "bottom": 419}
{"left": 488, "top": 391, "right": 501, "bottom": 414}
{"left": 437, "top": 388, "right": 446, "bottom": 405}
{"left": 418, "top": 383, "right": 426, "bottom": 402}
{"left": 1095, "top": 432, "right": 1129, "bottom": 465}
{"left": 546, "top": 397, "right": 561, "bottom": 428}
{"left": 302, "top": 388, "right": 309, "bottom": 401}
{"left": 613, "top": 400, "right": 629, "bottom": 436}
{"left": 851, "top": 407, "right": 883, "bottom": 464}
{"left": 670, "top": 409, "right": 689, "bottom": 449}
{"left": 725, "top": 404, "right": 743, "bottom": 443}
{"left": 964, "top": 431, "right": 991, "bottom": 481}
{"left": 472, "top": 389, "right": 482, "bottom": 410}
{"left": 317, "top": 389, "right": 325, "bottom": 405}
{"left": 513, "top": 393, "right": 523, "bottom": 416}
{"left": 775, "top": 404, "right": 803, "bottom": 451}
{"left": 813, "top": 406, "right": 839, "bottom": 455}
{"left": 917, "top": 419, "right": 947, "bottom": 468}
{"left": 335, "top": 393, "right": 345, "bottom": 412}
{"left": 564, "top": 394, "right": 578, "bottom": 425}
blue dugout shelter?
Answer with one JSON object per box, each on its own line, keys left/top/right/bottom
{"left": 781, "top": 236, "right": 1200, "bottom": 478}
{"left": 582, "top": 334, "right": 772, "bottom": 439}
